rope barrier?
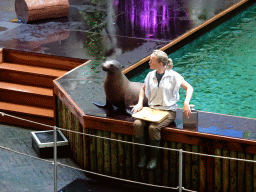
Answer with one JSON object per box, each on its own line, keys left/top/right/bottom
{"left": 0, "top": 141, "right": 194, "bottom": 192}
{"left": 57, "top": 161, "right": 180, "bottom": 191}
{"left": 1, "top": 110, "right": 256, "bottom": 192}
{"left": 0, "top": 144, "right": 53, "bottom": 165}
{"left": 1, "top": 111, "right": 256, "bottom": 163}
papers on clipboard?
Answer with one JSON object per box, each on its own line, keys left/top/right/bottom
{"left": 132, "top": 107, "right": 169, "bottom": 123}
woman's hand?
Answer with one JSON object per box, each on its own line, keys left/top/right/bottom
{"left": 132, "top": 103, "right": 143, "bottom": 114}
{"left": 181, "top": 80, "right": 193, "bottom": 119}
{"left": 183, "top": 103, "right": 191, "bottom": 118}
{"left": 132, "top": 84, "right": 145, "bottom": 114}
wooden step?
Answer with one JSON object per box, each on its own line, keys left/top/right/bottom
{"left": 0, "top": 63, "right": 68, "bottom": 77}
{"left": 0, "top": 102, "right": 54, "bottom": 118}
{"left": 3, "top": 49, "right": 86, "bottom": 71}
{"left": 0, "top": 82, "right": 54, "bottom": 108}
{"left": 0, "top": 63, "right": 68, "bottom": 88}
{"left": 0, "top": 102, "right": 54, "bottom": 130}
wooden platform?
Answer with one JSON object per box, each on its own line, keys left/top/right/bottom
{"left": 53, "top": 1, "right": 256, "bottom": 191}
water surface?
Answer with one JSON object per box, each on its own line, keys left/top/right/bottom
{"left": 130, "top": 4, "right": 256, "bottom": 119}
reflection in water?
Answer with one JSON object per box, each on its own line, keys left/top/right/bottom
{"left": 80, "top": 0, "right": 121, "bottom": 61}
{"left": 0, "top": 23, "right": 70, "bottom": 52}
{"left": 117, "top": 0, "right": 190, "bottom": 40}
{"left": 81, "top": 8, "right": 107, "bottom": 61}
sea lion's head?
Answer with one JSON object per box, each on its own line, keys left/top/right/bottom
{"left": 102, "top": 60, "right": 121, "bottom": 73}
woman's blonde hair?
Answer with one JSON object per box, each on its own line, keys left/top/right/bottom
{"left": 152, "top": 50, "right": 173, "bottom": 70}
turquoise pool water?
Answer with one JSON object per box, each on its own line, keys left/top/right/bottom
{"left": 130, "top": 4, "right": 256, "bottom": 119}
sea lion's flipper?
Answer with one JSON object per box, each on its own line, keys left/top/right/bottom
{"left": 115, "top": 106, "right": 133, "bottom": 116}
{"left": 125, "top": 108, "right": 133, "bottom": 116}
{"left": 93, "top": 100, "right": 113, "bottom": 109}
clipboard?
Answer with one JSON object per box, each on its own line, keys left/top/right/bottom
{"left": 132, "top": 107, "right": 169, "bottom": 123}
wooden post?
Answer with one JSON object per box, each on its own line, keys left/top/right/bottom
{"left": 230, "top": 151, "right": 237, "bottom": 192}
{"left": 15, "top": 0, "right": 69, "bottom": 23}
{"left": 90, "top": 129, "right": 97, "bottom": 172}
{"left": 254, "top": 155, "right": 256, "bottom": 191}
{"left": 104, "top": 131, "right": 111, "bottom": 175}
{"left": 237, "top": 152, "right": 245, "bottom": 191}
{"left": 163, "top": 141, "right": 169, "bottom": 186}
{"left": 118, "top": 133, "right": 125, "bottom": 178}
{"left": 124, "top": 135, "right": 132, "bottom": 180}
{"left": 132, "top": 136, "right": 139, "bottom": 182}
{"left": 214, "top": 149, "right": 221, "bottom": 192}
{"left": 169, "top": 141, "right": 177, "bottom": 187}
{"left": 245, "top": 153, "right": 252, "bottom": 192}
{"left": 111, "top": 132, "right": 118, "bottom": 177}
{"left": 222, "top": 149, "right": 229, "bottom": 192}
{"left": 97, "top": 130, "right": 104, "bottom": 174}
{"left": 184, "top": 144, "right": 191, "bottom": 189}
{"left": 199, "top": 145, "right": 206, "bottom": 192}
{"left": 191, "top": 145, "right": 199, "bottom": 191}
{"left": 83, "top": 126, "right": 89, "bottom": 170}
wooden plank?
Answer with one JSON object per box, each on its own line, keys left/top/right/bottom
{"left": 132, "top": 136, "right": 139, "bottom": 182}
{"left": 72, "top": 114, "right": 78, "bottom": 161}
{"left": 154, "top": 148, "right": 162, "bottom": 186}
{"left": 66, "top": 108, "right": 73, "bottom": 158}
{"left": 97, "top": 130, "right": 104, "bottom": 174}
{"left": 148, "top": 169, "right": 154, "bottom": 184}
{"left": 237, "top": 152, "right": 245, "bottom": 192}
{"left": 163, "top": 141, "right": 169, "bottom": 186}
{"left": 184, "top": 144, "right": 191, "bottom": 189}
{"left": 0, "top": 48, "right": 3, "bottom": 63}
{"left": 0, "top": 101, "right": 53, "bottom": 118}
{"left": 57, "top": 98, "right": 63, "bottom": 129}
{"left": 111, "top": 132, "right": 118, "bottom": 177}
{"left": 90, "top": 129, "right": 97, "bottom": 172}
{"left": 230, "top": 151, "right": 237, "bottom": 192}
{"left": 199, "top": 146, "right": 206, "bottom": 192}
{"left": 118, "top": 133, "right": 125, "bottom": 178}
{"left": 254, "top": 155, "right": 256, "bottom": 191}
{"left": 104, "top": 131, "right": 111, "bottom": 175}
{"left": 169, "top": 141, "right": 177, "bottom": 187}
{"left": 3, "top": 49, "right": 85, "bottom": 70}
{"left": 140, "top": 162, "right": 147, "bottom": 183}
{"left": 214, "top": 149, "right": 221, "bottom": 192}
{"left": 124, "top": 135, "right": 132, "bottom": 180}
{"left": 73, "top": 114, "right": 83, "bottom": 167}
{"left": 61, "top": 101, "right": 67, "bottom": 135}
{"left": 222, "top": 149, "right": 229, "bottom": 192}
{"left": 0, "top": 63, "right": 67, "bottom": 78}
{"left": 245, "top": 153, "right": 252, "bottom": 192}
{"left": 83, "top": 126, "right": 88, "bottom": 170}
{"left": 191, "top": 145, "right": 199, "bottom": 191}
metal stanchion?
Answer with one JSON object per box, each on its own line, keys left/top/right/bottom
{"left": 54, "top": 126, "right": 57, "bottom": 192}
{"left": 179, "top": 149, "right": 183, "bottom": 192}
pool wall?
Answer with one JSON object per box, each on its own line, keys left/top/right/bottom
{"left": 56, "top": 97, "right": 256, "bottom": 191}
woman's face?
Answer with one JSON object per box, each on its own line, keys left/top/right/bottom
{"left": 149, "top": 55, "right": 161, "bottom": 70}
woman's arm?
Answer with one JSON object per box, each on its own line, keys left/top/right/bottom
{"left": 132, "top": 84, "right": 146, "bottom": 114}
{"left": 181, "top": 80, "right": 193, "bottom": 118}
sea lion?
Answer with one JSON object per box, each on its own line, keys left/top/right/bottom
{"left": 93, "top": 60, "right": 148, "bottom": 115}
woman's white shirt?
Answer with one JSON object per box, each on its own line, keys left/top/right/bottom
{"left": 144, "top": 69, "right": 184, "bottom": 111}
